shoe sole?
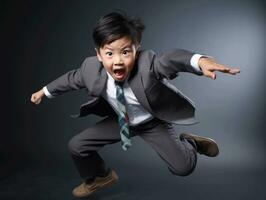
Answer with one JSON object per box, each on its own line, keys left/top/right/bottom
{"left": 72, "top": 170, "right": 118, "bottom": 198}
{"left": 180, "top": 133, "right": 219, "bottom": 157}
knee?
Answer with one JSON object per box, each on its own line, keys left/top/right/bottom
{"left": 68, "top": 135, "right": 83, "bottom": 157}
{"left": 168, "top": 165, "right": 195, "bottom": 176}
{"left": 168, "top": 158, "right": 197, "bottom": 177}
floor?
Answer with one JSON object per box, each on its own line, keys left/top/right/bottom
{"left": 0, "top": 160, "right": 265, "bottom": 200}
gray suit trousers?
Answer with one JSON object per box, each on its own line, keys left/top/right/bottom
{"left": 68, "top": 116, "right": 197, "bottom": 180}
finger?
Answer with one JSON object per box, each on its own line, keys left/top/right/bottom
{"left": 204, "top": 70, "right": 216, "bottom": 80}
{"left": 31, "top": 96, "right": 40, "bottom": 104}
{"left": 36, "top": 98, "right": 41, "bottom": 105}
{"left": 216, "top": 65, "right": 241, "bottom": 74}
{"left": 31, "top": 96, "right": 36, "bottom": 103}
{"left": 229, "top": 68, "right": 240, "bottom": 74}
{"left": 214, "top": 65, "right": 231, "bottom": 72}
{"left": 212, "top": 73, "right": 216, "bottom": 80}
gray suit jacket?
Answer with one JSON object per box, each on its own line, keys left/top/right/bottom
{"left": 46, "top": 48, "right": 203, "bottom": 125}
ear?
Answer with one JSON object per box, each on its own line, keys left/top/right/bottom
{"left": 136, "top": 44, "right": 141, "bottom": 52}
{"left": 95, "top": 48, "right": 102, "bottom": 62}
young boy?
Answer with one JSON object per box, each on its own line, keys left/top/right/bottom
{"left": 31, "top": 11, "right": 240, "bottom": 198}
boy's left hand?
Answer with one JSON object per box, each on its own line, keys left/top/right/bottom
{"left": 198, "top": 57, "right": 240, "bottom": 80}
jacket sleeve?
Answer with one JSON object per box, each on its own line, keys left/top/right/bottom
{"left": 45, "top": 57, "right": 88, "bottom": 97}
{"left": 152, "top": 48, "right": 203, "bottom": 80}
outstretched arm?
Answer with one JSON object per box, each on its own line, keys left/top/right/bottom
{"left": 198, "top": 57, "right": 240, "bottom": 79}
{"left": 153, "top": 49, "right": 240, "bottom": 80}
{"left": 30, "top": 57, "right": 88, "bottom": 105}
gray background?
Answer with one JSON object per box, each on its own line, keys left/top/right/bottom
{"left": 1, "top": 0, "right": 265, "bottom": 199}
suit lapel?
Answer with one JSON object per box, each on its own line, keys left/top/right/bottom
{"left": 91, "top": 65, "right": 107, "bottom": 96}
{"left": 128, "top": 71, "right": 153, "bottom": 114}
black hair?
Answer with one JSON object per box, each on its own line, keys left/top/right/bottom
{"left": 92, "top": 11, "right": 145, "bottom": 48}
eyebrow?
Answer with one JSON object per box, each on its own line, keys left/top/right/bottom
{"left": 104, "top": 45, "right": 132, "bottom": 51}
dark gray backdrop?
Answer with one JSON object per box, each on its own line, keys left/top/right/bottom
{"left": 1, "top": 0, "right": 265, "bottom": 199}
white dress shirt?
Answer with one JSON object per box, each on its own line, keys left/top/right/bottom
{"left": 43, "top": 54, "right": 203, "bottom": 126}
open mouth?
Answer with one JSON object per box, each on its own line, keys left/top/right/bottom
{"left": 113, "top": 68, "right": 126, "bottom": 80}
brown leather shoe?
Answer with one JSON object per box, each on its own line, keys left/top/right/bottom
{"left": 180, "top": 133, "right": 219, "bottom": 157}
{"left": 72, "top": 169, "right": 118, "bottom": 198}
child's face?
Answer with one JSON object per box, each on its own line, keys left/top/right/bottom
{"left": 96, "top": 36, "right": 139, "bottom": 82}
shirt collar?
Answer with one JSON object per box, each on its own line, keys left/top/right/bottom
{"left": 106, "top": 71, "right": 114, "bottom": 83}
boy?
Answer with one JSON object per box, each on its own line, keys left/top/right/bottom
{"left": 31, "top": 11, "right": 240, "bottom": 198}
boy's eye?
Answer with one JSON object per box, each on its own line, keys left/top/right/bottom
{"left": 122, "top": 50, "right": 131, "bottom": 55}
{"left": 106, "top": 52, "right": 112, "bottom": 56}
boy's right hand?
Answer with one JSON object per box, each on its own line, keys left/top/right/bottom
{"left": 31, "top": 89, "right": 45, "bottom": 105}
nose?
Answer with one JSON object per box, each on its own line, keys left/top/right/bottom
{"left": 114, "top": 55, "right": 123, "bottom": 65}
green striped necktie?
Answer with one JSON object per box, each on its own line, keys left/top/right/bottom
{"left": 115, "top": 81, "right": 132, "bottom": 151}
